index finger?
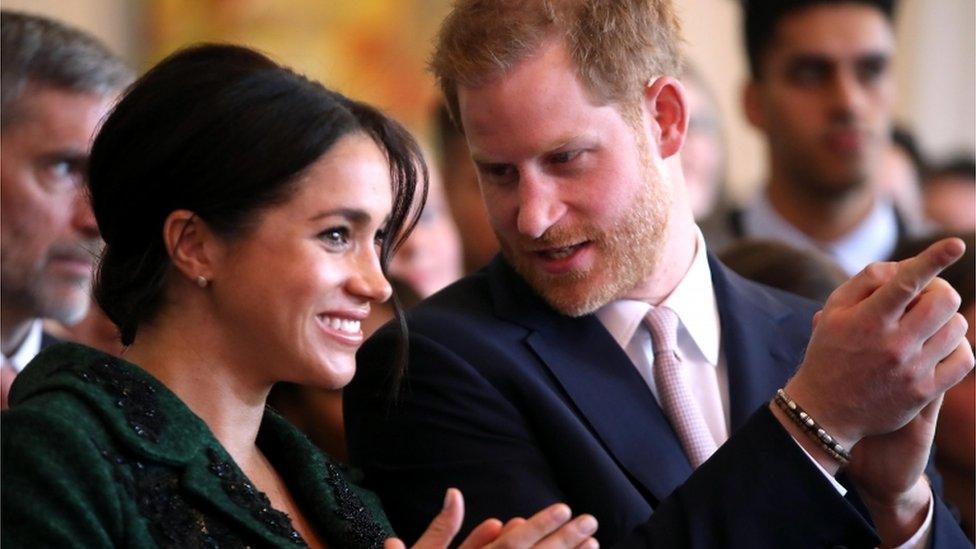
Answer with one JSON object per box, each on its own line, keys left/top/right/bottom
{"left": 863, "top": 237, "right": 965, "bottom": 320}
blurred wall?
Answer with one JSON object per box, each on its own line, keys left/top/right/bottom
{"left": 4, "top": 0, "right": 973, "bottom": 204}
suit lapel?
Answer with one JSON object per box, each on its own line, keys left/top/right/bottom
{"left": 709, "top": 255, "right": 808, "bottom": 430}
{"left": 488, "top": 258, "right": 694, "bottom": 504}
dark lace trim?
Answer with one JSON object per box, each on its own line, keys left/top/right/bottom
{"left": 76, "top": 359, "right": 165, "bottom": 441}
{"left": 325, "top": 461, "right": 387, "bottom": 549}
{"left": 207, "top": 448, "right": 307, "bottom": 546}
{"left": 99, "top": 447, "right": 247, "bottom": 548}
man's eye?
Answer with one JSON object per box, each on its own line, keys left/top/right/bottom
{"left": 857, "top": 57, "right": 888, "bottom": 84}
{"left": 480, "top": 163, "right": 517, "bottom": 184}
{"left": 41, "top": 160, "right": 83, "bottom": 191}
{"left": 789, "top": 63, "right": 830, "bottom": 86}
{"left": 550, "top": 150, "right": 581, "bottom": 165}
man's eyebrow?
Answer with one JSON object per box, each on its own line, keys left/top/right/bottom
{"left": 308, "top": 208, "right": 371, "bottom": 224}
{"left": 470, "top": 134, "right": 591, "bottom": 165}
{"left": 41, "top": 149, "right": 88, "bottom": 162}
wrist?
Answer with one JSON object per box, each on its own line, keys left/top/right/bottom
{"left": 860, "top": 476, "right": 931, "bottom": 548}
{"left": 783, "top": 377, "right": 861, "bottom": 449}
{"left": 769, "top": 400, "right": 842, "bottom": 476}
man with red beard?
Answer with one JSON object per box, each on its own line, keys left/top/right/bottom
{"left": 720, "top": 0, "right": 915, "bottom": 275}
{"left": 0, "top": 12, "right": 131, "bottom": 408}
{"left": 346, "top": 1, "right": 973, "bottom": 547}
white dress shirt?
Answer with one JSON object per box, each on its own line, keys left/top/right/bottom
{"left": 595, "top": 228, "right": 931, "bottom": 548}
{"left": 3, "top": 320, "right": 43, "bottom": 373}
{"left": 741, "top": 189, "right": 899, "bottom": 276}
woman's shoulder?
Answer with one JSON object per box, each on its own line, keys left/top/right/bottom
{"left": 9, "top": 342, "right": 214, "bottom": 451}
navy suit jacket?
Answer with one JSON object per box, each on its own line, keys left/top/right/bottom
{"left": 346, "top": 255, "right": 968, "bottom": 548}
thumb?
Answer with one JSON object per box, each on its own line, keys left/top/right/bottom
{"left": 412, "top": 488, "right": 464, "bottom": 549}
{"left": 385, "top": 538, "right": 407, "bottom": 549}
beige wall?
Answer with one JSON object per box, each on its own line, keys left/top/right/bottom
{"left": 5, "top": 0, "right": 973, "bottom": 204}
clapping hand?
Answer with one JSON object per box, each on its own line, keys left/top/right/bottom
{"left": 385, "top": 489, "right": 599, "bottom": 549}
{"left": 780, "top": 238, "right": 974, "bottom": 544}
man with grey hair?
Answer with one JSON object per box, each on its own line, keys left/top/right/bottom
{"left": 0, "top": 11, "right": 132, "bottom": 408}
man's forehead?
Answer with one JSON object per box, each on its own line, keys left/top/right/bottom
{"left": 769, "top": 3, "right": 894, "bottom": 60}
{"left": 4, "top": 85, "right": 112, "bottom": 140}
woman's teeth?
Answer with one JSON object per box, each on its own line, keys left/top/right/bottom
{"left": 320, "top": 316, "right": 361, "bottom": 334}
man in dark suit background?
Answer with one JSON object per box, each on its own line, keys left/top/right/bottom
{"left": 0, "top": 12, "right": 131, "bottom": 407}
{"left": 709, "top": 1, "right": 919, "bottom": 274}
{"left": 346, "top": 1, "right": 973, "bottom": 546}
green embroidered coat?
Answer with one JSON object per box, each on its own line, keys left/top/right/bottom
{"left": 1, "top": 343, "right": 394, "bottom": 548}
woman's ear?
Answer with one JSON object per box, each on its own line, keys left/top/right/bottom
{"left": 643, "top": 76, "right": 689, "bottom": 159}
{"left": 162, "top": 209, "right": 220, "bottom": 286}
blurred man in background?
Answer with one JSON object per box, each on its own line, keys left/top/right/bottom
{"left": 729, "top": 0, "right": 912, "bottom": 275}
{"left": 923, "top": 157, "right": 976, "bottom": 232}
{"left": 433, "top": 104, "right": 499, "bottom": 273}
{"left": 0, "top": 11, "right": 131, "bottom": 407}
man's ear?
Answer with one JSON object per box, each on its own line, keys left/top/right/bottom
{"left": 742, "top": 80, "right": 765, "bottom": 130}
{"left": 162, "top": 209, "right": 220, "bottom": 285}
{"left": 643, "top": 76, "right": 688, "bottom": 159}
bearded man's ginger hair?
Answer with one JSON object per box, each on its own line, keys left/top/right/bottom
{"left": 430, "top": 0, "right": 684, "bottom": 129}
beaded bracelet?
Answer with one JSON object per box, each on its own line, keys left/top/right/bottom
{"left": 773, "top": 389, "right": 852, "bottom": 466}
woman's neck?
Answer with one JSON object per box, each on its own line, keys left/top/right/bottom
{"left": 123, "top": 308, "right": 271, "bottom": 473}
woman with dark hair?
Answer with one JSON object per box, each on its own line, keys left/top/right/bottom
{"left": 1, "top": 44, "right": 597, "bottom": 549}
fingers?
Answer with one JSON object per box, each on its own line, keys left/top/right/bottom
{"left": 917, "top": 393, "right": 945, "bottom": 424}
{"left": 386, "top": 538, "right": 407, "bottom": 549}
{"left": 901, "top": 278, "right": 962, "bottom": 342}
{"left": 533, "top": 515, "right": 599, "bottom": 549}
{"left": 457, "top": 519, "right": 504, "bottom": 549}
{"left": 499, "top": 518, "right": 526, "bottom": 536}
{"left": 574, "top": 538, "right": 600, "bottom": 549}
{"left": 412, "top": 488, "right": 464, "bottom": 549}
{"left": 919, "top": 312, "right": 968, "bottom": 370}
{"left": 484, "top": 504, "right": 594, "bottom": 549}
{"left": 933, "top": 338, "right": 975, "bottom": 395}
{"left": 826, "top": 261, "right": 895, "bottom": 309}
{"left": 863, "top": 238, "right": 965, "bottom": 320}
{"left": 811, "top": 310, "right": 823, "bottom": 329}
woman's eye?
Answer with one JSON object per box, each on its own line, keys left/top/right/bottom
{"left": 374, "top": 227, "right": 388, "bottom": 247}
{"left": 319, "top": 227, "right": 350, "bottom": 248}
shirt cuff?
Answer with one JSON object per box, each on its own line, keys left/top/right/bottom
{"left": 789, "top": 434, "right": 847, "bottom": 496}
{"left": 789, "top": 432, "right": 934, "bottom": 548}
{"left": 890, "top": 488, "right": 933, "bottom": 549}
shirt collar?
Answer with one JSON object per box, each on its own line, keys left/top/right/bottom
{"left": 743, "top": 189, "right": 899, "bottom": 275}
{"left": 596, "top": 228, "right": 721, "bottom": 365}
{"left": 7, "top": 320, "right": 43, "bottom": 373}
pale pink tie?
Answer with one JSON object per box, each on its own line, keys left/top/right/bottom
{"left": 645, "top": 307, "right": 717, "bottom": 468}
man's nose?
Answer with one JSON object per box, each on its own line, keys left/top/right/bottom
{"left": 515, "top": 171, "right": 565, "bottom": 239}
{"left": 829, "top": 69, "right": 868, "bottom": 119}
{"left": 72, "top": 190, "right": 100, "bottom": 240}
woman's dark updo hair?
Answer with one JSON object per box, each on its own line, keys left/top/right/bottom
{"left": 88, "top": 44, "right": 427, "bottom": 350}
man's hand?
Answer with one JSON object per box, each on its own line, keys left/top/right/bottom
{"left": 785, "top": 238, "right": 972, "bottom": 449}
{"left": 848, "top": 397, "right": 942, "bottom": 546}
